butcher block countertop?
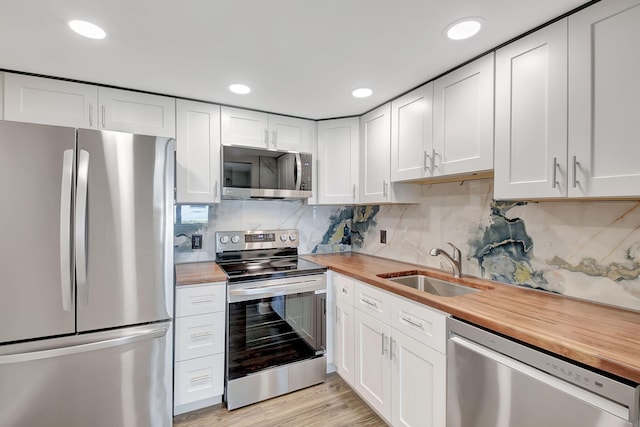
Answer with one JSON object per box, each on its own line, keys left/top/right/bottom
{"left": 175, "top": 262, "right": 227, "bottom": 285}
{"left": 302, "top": 253, "right": 640, "bottom": 384}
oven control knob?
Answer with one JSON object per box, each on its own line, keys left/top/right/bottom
{"left": 289, "top": 233, "right": 297, "bottom": 242}
{"left": 280, "top": 233, "right": 288, "bottom": 242}
{"left": 219, "top": 235, "right": 229, "bottom": 244}
{"left": 231, "top": 235, "right": 241, "bottom": 244}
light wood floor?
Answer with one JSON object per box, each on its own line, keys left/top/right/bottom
{"left": 173, "top": 373, "right": 387, "bottom": 427}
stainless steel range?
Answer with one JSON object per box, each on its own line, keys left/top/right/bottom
{"left": 216, "top": 229, "right": 327, "bottom": 410}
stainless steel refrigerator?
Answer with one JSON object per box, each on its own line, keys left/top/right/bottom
{"left": 0, "top": 120, "right": 174, "bottom": 427}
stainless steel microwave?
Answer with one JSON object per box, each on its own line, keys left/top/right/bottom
{"left": 222, "top": 146, "right": 312, "bottom": 199}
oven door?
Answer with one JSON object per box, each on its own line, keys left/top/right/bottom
{"left": 227, "top": 274, "right": 326, "bottom": 381}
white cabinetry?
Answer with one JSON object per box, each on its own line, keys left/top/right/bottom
{"left": 333, "top": 273, "right": 356, "bottom": 385}
{"left": 391, "top": 83, "right": 434, "bottom": 182}
{"left": 4, "top": 73, "right": 98, "bottom": 129}
{"left": 568, "top": 0, "right": 640, "bottom": 197}
{"left": 433, "top": 54, "right": 494, "bottom": 177}
{"left": 2, "top": 73, "right": 176, "bottom": 137}
{"left": 338, "top": 274, "right": 446, "bottom": 427}
{"left": 494, "top": 19, "right": 568, "bottom": 199}
{"left": 174, "top": 282, "right": 226, "bottom": 415}
{"left": 221, "top": 106, "right": 315, "bottom": 152}
{"left": 176, "top": 100, "right": 221, "bottom": 204}
{"left": 317, "top": 118, "right": 360, "bottom": 204}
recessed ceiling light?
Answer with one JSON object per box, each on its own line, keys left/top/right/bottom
{"left": 68, "top": 20, "right": 106, "bottom": 40}
{"left": 229, "top": 84, "right": 251, "bottom": 95}
{"left": 352, "top": 88, "right": 373, "bottom": 98}
{"left": 444, "top": 18, "right": 484, "bottom": 40}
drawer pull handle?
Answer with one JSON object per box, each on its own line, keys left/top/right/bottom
{"left": 191, "top": 298, "right": 213, "bottom": 305}
{"left": 189, "top": 374, "right": 211, "bottom": 383}
{"left": 342, "top": 287, "right": 348, "bottom": 295}
{"left": 401, "top": 316, "right": 423, "bottom": 329}
{"left": 362, "top": 298, "right": 378, "bottom": 309}
{"left": 190, "top": 331, "right": 212, "bottom": 339}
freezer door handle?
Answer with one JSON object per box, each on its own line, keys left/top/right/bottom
{"left": 75, "top": 149, "right": 90, "bottom": 307}
{"left": 60, "top": 149, "right": 75, "bottom": 311}
{"left": 0, "top": 324, "right": 168, "bottom": 365}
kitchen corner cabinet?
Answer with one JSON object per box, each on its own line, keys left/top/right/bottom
{"left": 494, "top": 19, "right": 568, "bottom": 199}
{"left": 176, "top": 100, "right": 221, "bottom": 204}
{"left": 174, "top": 282, "right": 226, "bottom": 415}
{"left": 345, "top": 275, "right": 447, "bottom": 427}
{"left": 360, "top": 104, "right": 419, "bottom": 204}
{"left": 317, "top": 118, "right": 360, "bottom": 204}
{"left": 567, "top": 0, "right": 640, "bottom": 197}
{"left": 220, "top": 106, "right": 315, "bottom": 152}
{"left": 433, "top": 53, "right": 494, "bottom": 177}
{"left": 391, "top": 83, "right": 434, "bottom": 182}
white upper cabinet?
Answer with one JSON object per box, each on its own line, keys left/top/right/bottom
{"left": 98, "top": 87, "right": 176, "bottom": 138}
{"left": 317, "top": 118, "right": 360, "bottom": 205}
{"left": 4, "top": 73, "right": 98, "bottom": 129}
{"left": 176, "top": 100, "right": 221, "bottom": 204}
{"left": 221, "top": 106, "right": 314, "bottom": 152}
{"left": 494, "top": 19, "right": 568, "bottom": 199}
{"left": 433, "top": 53, "right": 494, "bottom": 177}
{"left": 391, "top": 83, "right": 434, "bottom": 182}
{"left": 360, "top": 104, "right": 392, "bottom": 204}
{"left": 568, "top": 0, "right": 640, "bottom": 197}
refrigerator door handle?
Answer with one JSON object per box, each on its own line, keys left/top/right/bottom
{"left": 0, "top": 324, "right": 168, "bottom": 365}
{"left": 75, "top": 149, "right": 90, "bottom": 307}
{"left": 60, "top": 149, "right": 75, "bottom": 311}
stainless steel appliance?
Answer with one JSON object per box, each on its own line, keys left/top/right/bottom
{"left": 448, "top": 318, "right": 640, "bottom": 427}
{"left": 216, "top": 229, "right": 327, "bottom": 410}
{"left": 222, "top": 145, "right": 312, "bottom": 199}
{"left": 0, "top": 120, "right": 174, "bottom": 427}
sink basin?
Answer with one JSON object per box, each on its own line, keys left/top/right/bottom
{"left": 385, "top": 274, "right": 480, "bottom": 297}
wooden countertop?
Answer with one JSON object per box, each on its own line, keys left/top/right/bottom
{"left": 175, "top": 262, "right": 227, "bottom": 285}
{"left": 302, "top": 253, "right": 640, "bottom": 384}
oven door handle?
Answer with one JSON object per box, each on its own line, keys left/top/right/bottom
{"left": 228, "top": 279, "right": 325, "bottom": 302}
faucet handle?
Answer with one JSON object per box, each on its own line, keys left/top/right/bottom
{"left": 447, "top": 242, "right": 461, "bottom": 262}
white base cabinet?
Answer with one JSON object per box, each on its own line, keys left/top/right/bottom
{"left": 332, "top": 272, "right": 447, "bottom": 427}
{"left": 174, "top": 282, "right": 226, "bottom": 415}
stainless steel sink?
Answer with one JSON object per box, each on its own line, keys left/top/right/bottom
{"left": 386, "top": 275, "right": 480, "bottom": 297}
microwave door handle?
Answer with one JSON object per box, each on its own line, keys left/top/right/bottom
{"left": 294, "top": 153, "right": 302, "bottom": 191}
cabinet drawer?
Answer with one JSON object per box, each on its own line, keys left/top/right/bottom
{"left": 333, "top": 273, "right": 354, "bottom": 306}
{"left": 175, "top": 312, "right": 225, "bottom": 362}
{"left": 174, "top": 354, "right": 224, "bottom": 406}
{"left": 176, "top": 283, "right": 225, "bottom": 317}
{"left": 354, "top": 281, "right": 391, "bottom": 324}
{"left": 391, "top": 296, "right": 448, "bottom": 354}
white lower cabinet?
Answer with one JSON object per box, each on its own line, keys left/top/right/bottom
{"left": 333, "top": 272, "right": 447, "bottom": 426}
{"left": 174, "top": 282, "right": 226, "bottom": 415}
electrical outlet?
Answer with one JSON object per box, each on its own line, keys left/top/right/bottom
{"left": 380, "top": 230, "right": 387, "bottom": 244}
{"left": 191, "top": 234, "right": 203, "bottom": 250}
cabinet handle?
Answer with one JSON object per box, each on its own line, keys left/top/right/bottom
{"left": 383, "top": 180, "right": 388, "bottom": 198}
{"left": 552, "top": 157, "right": 559, "bottom": 189}
{"left": 401, "top": 316, "right": 423, "bottom": 329}
{"left": 190, "top": 331, "right": 212, "bottom": 339}
{"left": 362, "top": 298, "right": 378, "bottom": 309}
{"left": 214, "top": 180, "right": 218, "bottom": 199}
{"left": 572, "top": 155, "right": 578, "bottom": 188}
{"left": 342, "top": 287, "right": 348, "bottom": 295}
{"left": 390, "top": 337, "right": 396, "bottom": 361}
{"left": 423, "top": 150, "right": 431, "bottom": 172}
{"left": 189, "top": 374, "right": 212, "bottom": 383}
{"left": 271, "top": 130, "right": 277, "bottom": 148}
{"left": 101, "top": 105, "right": 106, "bottom": 128}
{"left": 381, "top": 333, "right": 388, "bottom": 355}
{"left": 432, "top": 149, "right": 438, "bottom": 170}
{"left": 191, "top": 298, "right": 213, "bottom": 305}
{"left": 89, "top": 103, "right": 94, "bottom": 127}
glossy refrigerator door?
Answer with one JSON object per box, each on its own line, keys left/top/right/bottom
{"left": 0, "top": 322, "right": 172, "bottom": 427}
{"left": 0, "top": 120, "right": 76, "bottom": 344}
{"left": 76, "top": 129, "right": 174, "bottom": 331}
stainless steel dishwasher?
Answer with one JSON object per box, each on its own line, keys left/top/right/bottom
{"left": 447, "top": 318, "right": 640, "bottom": 427}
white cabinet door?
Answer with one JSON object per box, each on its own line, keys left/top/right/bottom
{"left": 360, "top": 103, "right": 391, "bottom": 204}
{"left": 98, "top": 87, "right": 176, "bottom": 137}
{"left": 392, "top": 330, "right": 446, "bottom": 427}
{"left": 220, "top": 106, "right": 269, "bottom": 148}
{"left": 391, "top": 83, "right": 434, "bottom": 182}
{"left": 433, "top": 54, "right": 494, "bottom": 177}
{"left": 268, "top": 114, "right": 315, "bottom": 152}
{"left": 175, "top": 312, "right": 225, "bottom": 362}
{"left": 494, "top": 20, "right": 568, "bottom": 199}
{"left": 176, "top": 100, "right": 221, "bottom": 204}
{"left": 335, "top": 300, "right": 355, "bottom": 386}
{"left": 354, "top": 309, "right": 392, "bottom": 422}
{"left": 4, "top": 73, "right": 98, "bottom": 129}
{"left": 568, "top": 0, "right": 640, "bottom": 197}
{"left": 317, "top": 118, "right": 359, "bottom": 204}
{"left": 174, "top": 354, "right": 224, "bottom": 406}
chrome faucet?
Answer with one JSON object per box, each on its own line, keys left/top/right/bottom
{"left": 430, "top": 243, "right": 462, "bottom": 278}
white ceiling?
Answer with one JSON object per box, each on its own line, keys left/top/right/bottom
{"left": 1, "top": 0, "right": 589, "bottom": 120}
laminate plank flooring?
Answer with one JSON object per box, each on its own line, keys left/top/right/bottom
{"left": 173, "top": 373, "right": 387, "bottom": 427}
